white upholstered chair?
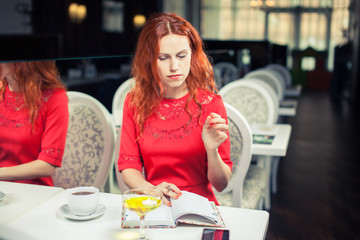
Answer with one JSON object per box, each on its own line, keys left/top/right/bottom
{"left": 112, "top": 78, "right": 134, "bottom": 126}
{"left": 220, "top": 79, "right": 278, "bottom": 125}
{"left": 266, "top": 63, "right": 292, "bottom": 87}
{"left": 214, "top": 103, "right": 263, "bottom": 209}
{"left": 213, "top": 62, "right": 239, "bottom": 89}
{"left": 266, "top": 63, "right": 302, "bottom": 97}
{"left": 241, "top": 79, "right": 282, "bottom": 194}
{"left": 52, "top": 91, "right": 116, "bottom": 191}
{"left": 242, "top": 78, "right": 279, "bottom": 121}
{"left": 220, "top": 80, "right": 279, "bottom": 210}
{"left": 113, "top": 127, "right": 130, "bottom": 193}
{"left": 244, "top": 69, "right": 286, "bottom": 101}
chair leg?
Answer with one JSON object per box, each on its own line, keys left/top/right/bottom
{"left": 264, "top": 180, "right": 271, "bottom": 210}
{"left": 263, "top": 156, "right": 272, "bottom": 210}
{"left": 257, "top": 197, "right": 264, "bottom": 210}
{"left": 271, "top": 157, "right": 281, "bottom": 194}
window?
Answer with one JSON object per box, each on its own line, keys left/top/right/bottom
{"left": 300, "top": 13, "right": 327, "bottom": 50}
{"left": 102, "top": 0, "right": 124, "bottom": 33}
{"left": 301, "top": 56, "right": 316, "bottom": 70}
{"left": 268, "top": 13, "right": 294, "bottom": 47}
{"left": 200, "top": 0, "right": 350, "bottom": 70}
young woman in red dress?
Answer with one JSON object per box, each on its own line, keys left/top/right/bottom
{"left": 118, "top": 13, "right": 232, "bottom": 206}
{"left": 0, "top": 61, "right": 69, "bottom": 186}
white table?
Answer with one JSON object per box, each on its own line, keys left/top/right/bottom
{"left": 285, "top": 84, "right": 302, "bottom": 97}
{"left": 1, "top": 182, "right": 269, "bottom": 240}
{"left": 251, "top": 123, "right": 292, "bottom": 157}
{"left": 0, "top": 181, "right": 63, "bottom": 224}
{"left": 250, "top": 123, "right": 292, "bottom": 204}
{"left": 279, "top": 99, "right": 298, "bottom": 117}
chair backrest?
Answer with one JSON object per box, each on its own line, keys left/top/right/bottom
{"left": 112, "top": 78, "right": 134, "bottom": 125}
{"left": 213, "top": 62, "right": 239, "bottom": 89}
{"left": 241, "top": 78, "right": 279, "bottom": 122}
{"left": 244, "top": 69, "right": 285, "bottom": 101}
{"left": 214, "top": 103, "right": 253, "bottom": 208}
{"left": 220, "top": 79, "right": 278, "bottom": 124}
{"left": 52, "top": 91, "right": 116, "bottom": 190}
{"left": 114, "top": 127, "right": 130, "bottom": 193}
{"left": 266, "top": 63, "right": 292, "bottom": 87}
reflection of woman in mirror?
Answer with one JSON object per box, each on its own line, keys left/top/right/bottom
{"left": 0, "top": 61, "right": 69, "bottom": 186}
{"left": 118, "top": 13, "right": 232, "bottom": 206}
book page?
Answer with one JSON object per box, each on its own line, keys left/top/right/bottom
{"left": 170, "top": 191, "right": 217, "bottom": 224}
{"left": 122, "top": 203, "right": 176, "bottom": 228}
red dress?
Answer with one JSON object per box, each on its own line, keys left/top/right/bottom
{"left": 0, "top": 85, "right": 69, "bottom": 186}
{"left": 118, "top": 89, "right": 232, "bottom": 204}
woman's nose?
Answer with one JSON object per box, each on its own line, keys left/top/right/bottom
{"left": 170, "top": 58, "right": 179, "bottom": 71}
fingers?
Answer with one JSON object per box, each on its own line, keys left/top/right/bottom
{"left": 166, "top": 183, "right": 182, "bottom": 196}
{"left": 162, "top": 196, "right": 172, "bottom": 207}
{"left": 207, "top": 113, "right": 228, "bottom": 133}
{"left": 155, "top": 182, "right": 182, "bottom": 206}
{"left": 202, "top": 113, "right": 229, "bottom": 150}
{"left": 216, "top": 130, "right": 229, "bottom": 141}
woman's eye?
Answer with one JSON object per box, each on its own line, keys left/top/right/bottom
{"left": 158, "top": 56, "right": 168, "bottom": 61}
{"left": 177, "top": 54, "right": 187, "bottom": 58}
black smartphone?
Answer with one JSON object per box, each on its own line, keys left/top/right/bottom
{"left": 201, "top": 228, "right": 230, "bottom": 240}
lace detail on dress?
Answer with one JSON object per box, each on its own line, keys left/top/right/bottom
{"left": 42, "top": 89, "right": 57, "bottom": 102}
{"left": 0, "top": 114, "right": 29, "bottom": 128}
{"left": 3, "top": 87, "right": 56, "bottom": 112}
{"left": 157, "top": 98, "right": 187, "bottom": 121}
{"left": 146, "top": 116, "right": 199, "bottom": 140}
{"left": 200, "top": 94, "right": 214, "bottom": 105}
{"left": 3, "top": 89, "right": 26, "bottom": 111}
{"left": 119, "top": 154, "right": 142, "bottom": 163}
{"left": 144, "top": 91, "right": 218, "bottom": 140}
{"left": 41, "top": 148, "right": 64, "bottom": 161}
{"left": 0, "top": 87, "right": 57, "bottom": 128}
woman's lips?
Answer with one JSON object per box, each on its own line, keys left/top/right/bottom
{"left": 168, "top": 74, "right": 182, "bottom": 80}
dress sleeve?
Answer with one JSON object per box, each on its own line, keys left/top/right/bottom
{"left": 37, "top": 89, "right": 69, "bottom": 167}
{"left": 117, "top": 94, "right": 143, "bottom": 172}
{"left": 203, "top": 94, "right": 233, "bottom": 171}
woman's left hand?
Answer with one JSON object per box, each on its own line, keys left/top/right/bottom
{"left": 202, "top": 113, "right": 229, "bottom": 151}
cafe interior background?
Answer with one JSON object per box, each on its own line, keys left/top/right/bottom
{"left": 0, "top": 0, "right": 359, "bottom": 239}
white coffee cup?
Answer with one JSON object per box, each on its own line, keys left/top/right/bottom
{"left": 67, "top": 186, "right": 99, "bottom": 216}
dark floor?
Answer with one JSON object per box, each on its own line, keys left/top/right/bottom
{"left": 265, "top": 90, "right": 360, "bottom": 240}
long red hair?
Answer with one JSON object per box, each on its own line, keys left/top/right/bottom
{"left": 0, "top": 60, "right": 66, "bottom": 125}
{"left": 130, "top": 12, "right": 217, "bottom": 136}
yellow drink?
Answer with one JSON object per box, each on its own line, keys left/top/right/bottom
{"left": 124, "top": 196, "right": 161, "bottom": 217}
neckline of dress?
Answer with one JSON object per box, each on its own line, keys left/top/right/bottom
{"left": 163, "top": 92, "right": 189, "bottom": 102}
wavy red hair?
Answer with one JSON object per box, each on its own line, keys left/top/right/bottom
{"left": 0, "top": 60, "right": 66, "bottom": 125}
{"left": 130, "top": 12, "right": 217, "bottom": 136}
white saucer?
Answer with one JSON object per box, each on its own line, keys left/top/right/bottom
{"left": 58, "top": 204, "right": 106, "bottom": 221}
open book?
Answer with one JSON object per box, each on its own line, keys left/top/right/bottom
{"left": 121, "top": 191, "right": 225, "bottom": 228}
{"left": 253, "top": 134, "right": 275, "bottom": 145}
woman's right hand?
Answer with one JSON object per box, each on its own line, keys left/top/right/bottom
{"left": 153, "top": 182, "right": 182, "bottom": 206}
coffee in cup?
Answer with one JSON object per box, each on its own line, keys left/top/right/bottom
{"left": 67, "top": 186, "right": 99, "bottom": 216}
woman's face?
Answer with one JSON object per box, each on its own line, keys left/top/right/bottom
{"left": 157, "top": 34, "right": 191, "bottom": 98}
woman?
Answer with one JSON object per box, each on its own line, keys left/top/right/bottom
{"left": 118, "top": 13, "right": 232, "bottom": 206}
{"left": 0, "top": 61, "right": 69, "bottom": 186}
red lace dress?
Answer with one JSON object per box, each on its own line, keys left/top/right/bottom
{"left": 118, "top": 89, "right": 232, "bottom": 204}
{"left": 0, "top": 85, "right": 69, "bottom": 186}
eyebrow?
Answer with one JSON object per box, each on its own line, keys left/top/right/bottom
{"left": 158, "top": 49, "right": 189, "bottom": 55}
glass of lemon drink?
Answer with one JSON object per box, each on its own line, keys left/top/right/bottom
{"left": 123, "top": 188, "right": 162, "bottom": 239}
